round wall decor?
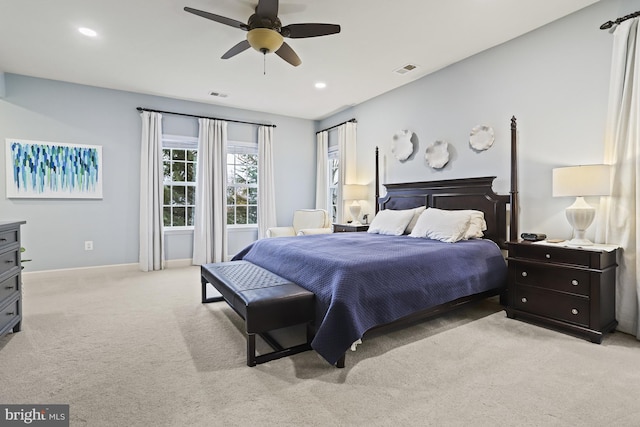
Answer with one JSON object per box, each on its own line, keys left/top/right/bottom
{"left": 469, "top": 125, "right": 495, "bottom": 151}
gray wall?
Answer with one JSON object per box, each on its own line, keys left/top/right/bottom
{"left": 0, "top": 75, "right": 315, "bottom": 271}
{"left": 318, "top": 0, "right": 634, "bottom": 244}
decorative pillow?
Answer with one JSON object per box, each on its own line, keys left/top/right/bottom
{"left": 408, "top": 208, "right": 472, "bottom": 243}
{"left": 461, "top": 210, "right": 487, "bottom": 239}
{"left": 367, "top": 209, "right": 415, "bottom": 236}
{"left": 405, "top": 206, "right": 426, "bottom": 234}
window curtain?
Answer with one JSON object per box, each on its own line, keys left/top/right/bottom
{"left": 338, "top": 122, "right": 357, "bottom": 223}
{"left": 139, "top": 111, "right": 164, "bottom": 272}
{"left": 315, "top": 131, "right": 329, "bottom": 211}
{"left": 258, "top": 126, "right": 277, "bottom": 239}
{"left": 596, "top": 17, "right": 640, "bottom": 339}
{"left": 193, "top": 119, "right": 228, "bottom": 265}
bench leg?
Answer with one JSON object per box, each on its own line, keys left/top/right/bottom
{"left": 335, "top": 354, "right": 346, "bottom": 369}
{"left": 201, "top": 277, "right": 224, "bottom": 304}
{"left": 247, "top": 333, "right": 257, "bottom": 367}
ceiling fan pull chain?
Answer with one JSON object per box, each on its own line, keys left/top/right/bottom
{"left": 263, "top": 52, "right": 267, "bottom": 75}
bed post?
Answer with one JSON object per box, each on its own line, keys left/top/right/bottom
{"left": 510, "top": 116, "right": 519, "bottom": 242}
{"left": 375, "top": 146, "right": 380, "bottom": 214}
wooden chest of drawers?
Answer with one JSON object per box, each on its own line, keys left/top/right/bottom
{"left": 0, "top": 221, "right": 26, "bottom": 339}
{"left": 505, "top": 241, "right": 618, "bottom": 343}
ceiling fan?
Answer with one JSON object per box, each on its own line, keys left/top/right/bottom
{"left": 184, "top": 0, "right": 340, "bottom": 67}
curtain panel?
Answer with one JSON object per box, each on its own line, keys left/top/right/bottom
{"left": 315, "top": 131, "right": 329, "bottom": 211}
{"left": 192, "top": 119, "right": 228, "bottom": 265}
{"left": 338, "top": 122, "right": 357, "bottom": 223}
{"left": 596, "top": 17, "right": 640, "bottom": 339}
{"left": 139, "top": 111, "right": 164, "bottom": 272}
{"left": 258, "top": 126, "right": 277, "bottom": 239}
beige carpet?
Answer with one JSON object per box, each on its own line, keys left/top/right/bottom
{"left": 1, "top": 266, "right": 639, "bottom": 426}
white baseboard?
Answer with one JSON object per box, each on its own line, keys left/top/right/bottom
{"left": 22, "top": 258, "right": 195, "bottom": 281}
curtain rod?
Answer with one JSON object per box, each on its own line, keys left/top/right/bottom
{"left": 600, "top": 10, "right": 640, "bottom": 30}
{"left": 316, "top": 118, "right": 357, "bottom": 134}
{"left": 136, "top": 107, "right": 276, "bottom": 128}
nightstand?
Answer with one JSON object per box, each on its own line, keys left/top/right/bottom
{"left": 333, "top": 223, "right": 369, "bottom": 233}
{"left": 505, "top": 241, "right": 618, "bottom": 344}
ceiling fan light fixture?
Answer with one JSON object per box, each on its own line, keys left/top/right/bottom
{"left": 247, "top": 28, "right": 283, "bottom": 54}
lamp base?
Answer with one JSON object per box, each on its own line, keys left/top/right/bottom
{"left": 565, "top": 197, "right": 596, "bottom": 247}
{"left": 566, "top": 237, "right": 594, "bottom": 246}
{"left": 349, "top": 202, "right": 361, "bottom": 224}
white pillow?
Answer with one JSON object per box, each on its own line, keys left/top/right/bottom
{"left": 367, "top": 209, "right": 415, "bottom": 236}
{"left": 461, "top": 210, "right": 487, "bottom": 239}
{"left": 408, "top": 208, "right": 472, "bottom": 243}
{"left": 405, "top": 206, "right": 426, "bottom": 234}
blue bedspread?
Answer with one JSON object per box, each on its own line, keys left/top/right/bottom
{"left": 233, "top": 233, "right": 507, "bottom": 365}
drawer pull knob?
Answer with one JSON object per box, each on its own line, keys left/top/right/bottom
{"left": 571, "top": 280, "right": 579, "bottom": 286}
{"left": 0, "top": 238, "right": 6, "bottom": 242}
{"left": 5, "top": 260, "right": 15, "bottom": 264}
{"left": 521, "top": 272, "right": 528, "bottom": 277}
{"left": 4, "top": 286, "right": 14, "bottom": 290}
{"left": 521, "top": 297, "right": 528, "bottom": 303}
{"left": 571, "top": 309, "right": 579, "bottom": 315}
{"left": 6, "top": 312, "right": 15, "bottom": 316}
{"left": 545, "top": 254, "right": 551, "bottom": 259}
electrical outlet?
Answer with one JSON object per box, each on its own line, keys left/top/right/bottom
{"left": 84, "top": 241, "right": 93, "bottom": 251}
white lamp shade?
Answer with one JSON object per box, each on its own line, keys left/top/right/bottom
{"left": 342, "top": 184, "right": 368, "bottom": 201}
{"left": 552, "top": 165, "right": 611, "bottom": 197}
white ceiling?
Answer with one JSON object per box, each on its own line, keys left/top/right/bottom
{"left": 0, "top": 0, "right": 599, "bottom": 120}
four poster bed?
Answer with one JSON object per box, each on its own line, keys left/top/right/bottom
{"left": 210, "top": 117, "right": 519, "bottom": 367}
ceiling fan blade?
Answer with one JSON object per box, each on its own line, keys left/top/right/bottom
{"left": 221, "top": 40, "right": 251, "bottom": 59}
{"left": 275, "top": 42, "right": 301, "bottom": 67}
{"left": 281, "top": 23, "right": 341, "bottom": 39}
{"left": 255, "top": 0, "right": 279, "bottom": 18}
{"left": 184, "top": 7, "right": 247, "bottom": 30}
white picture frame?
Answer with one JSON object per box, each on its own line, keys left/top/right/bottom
{"left": 5, "top": 138, "right": 103, "bottom": 199}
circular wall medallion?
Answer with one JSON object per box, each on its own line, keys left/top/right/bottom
{"left": 392, "top": 130, "right": 414, "bottom": 161}
{"left": 425, "top": 140, "right": 449, "bottom": 169}
{"left": 469, "top": 125, "right": 495, "bottom": 151}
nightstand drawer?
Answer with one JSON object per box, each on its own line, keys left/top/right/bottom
{"left": 0, "top": 229, "right": 19, "bottom": 252}
{"left": 0, "top": 249, "right": 20, "bottom": 277}
{"left": 0, "top": 274, "right": 20, "bottom": 306}
{"left": 511, "top": 262, "right": 590, "bottom": 296}
{"left": 509, "top": 243, "right": 592, "bottom": 267}
{"left": 333, "top": 224, "right": 369, "bottom": 232}
{"left": 0, "top": 297, "right": 20, "bottom": 333}
{"left": 514, "top": 286, "right": 590, "bottom": 328}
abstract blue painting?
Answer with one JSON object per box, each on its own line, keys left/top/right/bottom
{"left": 5, "top": 139, "right": 103, "bottom": 199}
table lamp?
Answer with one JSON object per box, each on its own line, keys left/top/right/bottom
{"left": 552, "top": 164, "right": 611, "bottom": 246}
{"left": 342, "top": 184, "right": 368, "bottom": 225}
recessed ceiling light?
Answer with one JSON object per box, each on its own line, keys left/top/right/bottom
{"left": 315, "top": 82, "right": 327, "bottom": 89}
{"left": 78, "top": 27, "right": 98, "bottom": 37}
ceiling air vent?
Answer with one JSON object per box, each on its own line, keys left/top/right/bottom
{"left": 209, "top": 91, "right": 228, "bottom": 98}
{"left": 394, "top": 63, "right": 419, "bottom": 75}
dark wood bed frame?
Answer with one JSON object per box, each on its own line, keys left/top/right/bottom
{"left": 333, "top": 116, "right": 519, "bottom": 368}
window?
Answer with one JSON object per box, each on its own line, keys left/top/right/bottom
{"left": 227, "top": 142, "right": 258, "bottom": 226}
{"left": 162, "top": 135, "right": 197, "bottom": 228}
{"left": 328, "top": 147, "right": 339, "bottom": 222}
{"left": 161, "top": 136, "right": 259, "bottom": 229}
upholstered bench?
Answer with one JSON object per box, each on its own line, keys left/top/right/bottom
{"left": 201, "top": 261, "right": 315, "bottom": 367}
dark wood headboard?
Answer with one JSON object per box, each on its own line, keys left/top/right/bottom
{"left": 374, "top": 116, "right": 519, "bottom": 250}
{"left": 378, "top": 177, "right": 510, "bottom": 249}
